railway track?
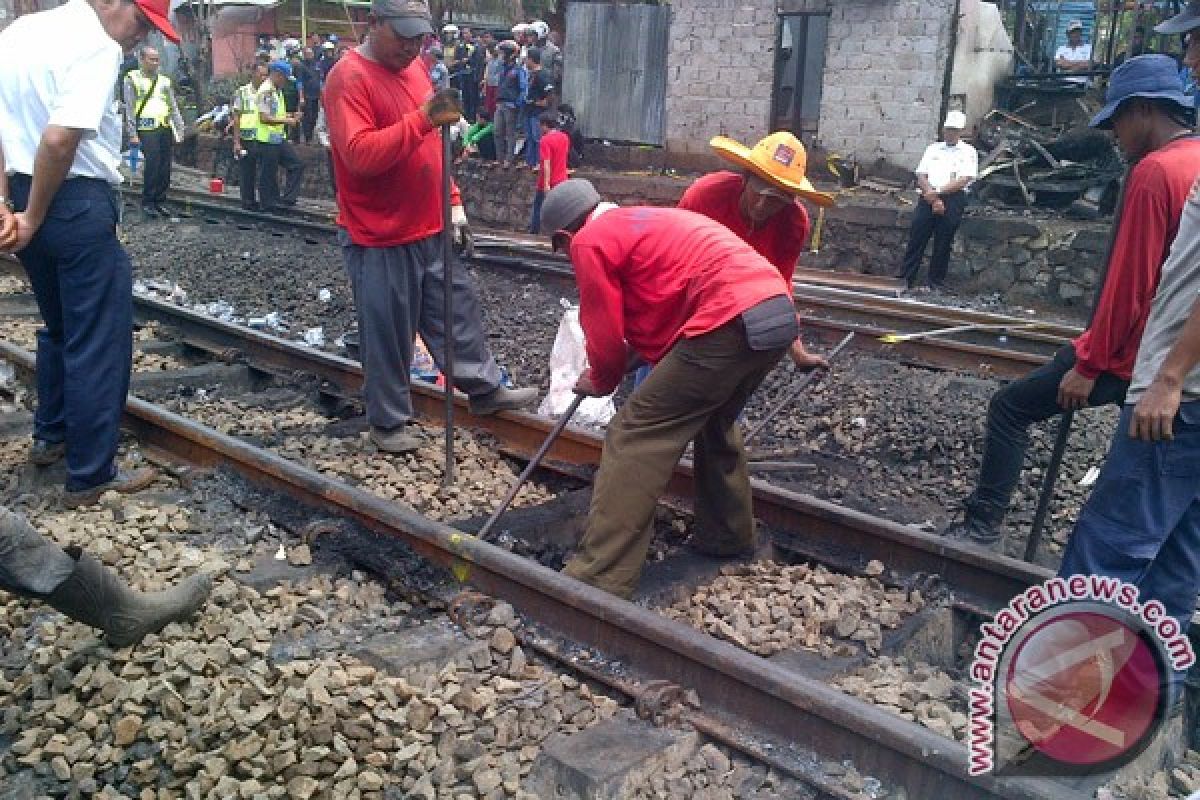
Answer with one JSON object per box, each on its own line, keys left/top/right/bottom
{"left": 0, "top": 250, "right": 1102, "bottom": 799}
{"left": 136, "top": 182, "right": 1072, "bottom": 379}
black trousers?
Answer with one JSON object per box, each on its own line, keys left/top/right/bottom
{"left": 257, "top": 141, "right": 305, "bottom": 210}
{"left": 238, "top": 139, "right": 259, "bottom": 210}
{"left": 899, "top": 192, "right": 966, "bottom": 288}
{"left": 302, "top": 97, "right": 319, "bottom": 144}
{"left": 139, "top": 127, "right": 173, "bottom": 206}
{"left": 966, "top": 345, "right": 1129, "bottom": 524}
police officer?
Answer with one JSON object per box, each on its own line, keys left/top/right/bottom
{"left": 256, "top": 60, "right": 305, "bottom": 212}
{"left": 123, "top": 44, "right": 185, "bottom": 219}
{"left": 232, "top": 63, "right": 268, "bottom": 210}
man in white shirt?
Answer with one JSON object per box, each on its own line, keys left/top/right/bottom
{"left": 0, "top": 0, "right": 176, "bottom": 504}
{"left": 1055, "top": 20, "right": 1093, "bottom": 84}
{"left": 897, "top": 110, "right": 978, "bottom": 291}
{"left": 0, "top": 0, "right": 210, "bottom": 648}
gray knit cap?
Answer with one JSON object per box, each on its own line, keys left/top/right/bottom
{"left": 540, "top": 179, "right": 602, "bottom": 237}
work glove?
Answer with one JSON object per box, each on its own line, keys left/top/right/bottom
{"left": 423, "top": 88, "right": 464, "bottom": 127}
{"left": 451, "top": 204, "right": 474, "bottom": 257}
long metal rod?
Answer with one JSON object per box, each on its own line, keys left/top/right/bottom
{"left": 1024, "top": 410, "right": 1073, "bottom": 561}
{"left": 744, "top": 333, "right": 855, "bottom": 445}
{"left": 441, "top": 124, "right": 456, "bottom": 487}
{"left": 477, "top": 392, "right": 584, "bottom": 541}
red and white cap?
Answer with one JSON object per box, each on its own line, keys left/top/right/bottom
{"left": 135, "top": 0, "right": 180, "bottom": 43}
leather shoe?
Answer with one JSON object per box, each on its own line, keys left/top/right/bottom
{"left": 468, "top": 386, "right": 538, "bottom": 415}
{"left": 943, "top": 513, "right": 1002, "bottom": 545}
{"left": 369, "top": 426, "right": 423, "bottom": 454}
{"left": 29, "top": 438, "right": 65, "bottom": 467}
{"left": 63, "top": 467, "right": 157, "bottom": 509}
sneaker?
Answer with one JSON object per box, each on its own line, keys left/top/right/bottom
{"left": 369, "top": 426, "right": 423, "bottom": 454}
{"left": 29, "top": 438, "right": 65, "bottom": 467}
{"left": 943, "top": 513, "right": 1002, "bottom": 545}
{"left": 468, "top": 386, "right": 538, "bottom": 416}
{"left": 63, "top": 467, "right": 157, "bottom": 509}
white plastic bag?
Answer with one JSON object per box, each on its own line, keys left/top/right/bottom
{"left": 537, "top": 300, "right": 616, "bottom": 427}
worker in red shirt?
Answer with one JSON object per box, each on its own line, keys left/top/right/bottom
{"left": 946, "top": 54, "right": 1200, "bottom": 545}
{"left": 539, "top": 179, "right": 828, "bottom": 598}
{"left": 529, "top": 109, "right": 569, "bottom": 233}
{"left": 679, "top": 131, "right": 834, "bottom": 368}
{"left": 322, "top": 0, "right": 537, "bottom": 455}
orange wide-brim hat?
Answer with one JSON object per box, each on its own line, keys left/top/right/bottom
{"left": 711, "top": 132, "right": 836, "bottom": 207}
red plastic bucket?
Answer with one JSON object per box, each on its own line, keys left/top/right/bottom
{"left": 209, "top": 177, "right": 224, "bottom": 193}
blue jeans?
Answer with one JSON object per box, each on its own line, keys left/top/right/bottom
{"left": 530, "top": 191, "right": 545, "bottom": 234}
{"left": 9, "top": 175, "right": 132, "bottom": 490}
{"left": 524, "top": 109, "right": 542, "bottom": 167}
{"left": 1059, "top": 402, "right": 1200, "bottom": 636}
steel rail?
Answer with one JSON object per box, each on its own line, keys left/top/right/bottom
{"left": 0, "top": 338, "right": 1079, "bottom": 800}
{"left": 134, "top": 186, "right": 1066, "bottom": 377}
{"left": 126, "top": 293, "right": 1050, "bottom": 611}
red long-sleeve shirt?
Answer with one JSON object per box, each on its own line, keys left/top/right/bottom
{"left": 569, "top": 207, "right": 792, "bottom": 393}
{"left": 677, "top": 170, "right": 811, "bottom": 282}
{"left": 322, "top": 50, "right": 461, "bottom": 247}
{"left": 1073, "top": 137, "right": 1200, "bottom": 380}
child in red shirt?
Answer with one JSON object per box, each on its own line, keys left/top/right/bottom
{"left": 531, "top": 110, "right": 570, "bottom": 233}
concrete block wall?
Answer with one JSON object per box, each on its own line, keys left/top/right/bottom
{"left": 662, "top": 0, "right": 777, "bottom": 157}
{"left": 816, "top": 0, "right": 957, "bottom": 169}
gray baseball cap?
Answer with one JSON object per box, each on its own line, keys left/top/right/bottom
{"left": 1156, "top": 0, "right": 1200, "bottom": 34}
{"left": 541, "top": 180, "right": 603, "bottom": 249}
{"left": 371, "top": 0, "right": 434, "bottom": 38}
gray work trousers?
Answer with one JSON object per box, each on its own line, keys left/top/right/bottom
{"left": 0, "top": 508, "right": 75, "bottom": 596}
{"left": 339, "top": 230, "right": 503, "bottom": 431}
{"left": 494, "top": 105, "right": 519, "bottom": 165}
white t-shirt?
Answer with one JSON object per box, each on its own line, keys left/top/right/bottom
{"left": 914, "top": 140, "right": 978, "bottom": 193}
{"left": 0, "top": 0, "right": 124, "bottom": 184}
{"left": 1055, "top": 43, "right": 1092, "bottom": 83}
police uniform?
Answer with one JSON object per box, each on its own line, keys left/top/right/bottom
{"left": 232, "top": 80, "right": 261, "bottom": 209}
{"left": 255, "top": 75, "right": 305, "bottom": 211}
{"left": 123, "top": 67, "right": 184, "bottom": 214}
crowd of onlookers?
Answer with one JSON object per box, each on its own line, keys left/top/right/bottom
{"left": 225, "top": 22, "right": 584, "bottom": 231}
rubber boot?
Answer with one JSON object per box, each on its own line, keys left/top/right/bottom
{"left": 44, "top": 547, "right": 212, "bottom": 648}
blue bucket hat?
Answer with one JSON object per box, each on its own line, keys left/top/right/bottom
{"left": 268, "top": 59, "right": 293, "bottom": 79}
{"left": 1090, "top": 54, "right": 1194, "bottom": 129}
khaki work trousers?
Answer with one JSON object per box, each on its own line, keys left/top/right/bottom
{"left": 563, "top": 321, "right": 787, "bottom": 598}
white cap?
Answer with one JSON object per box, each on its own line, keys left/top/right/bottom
{"left": 442, "top": 23, "right": 459, "bottom": 34}
{"left": 512, "top": 23, "right": 529, "bottom": 34}
{"left": 531, "top": 20, "right": 549, "bottom": 38}
{"left": 1066, "top": 19, "right": 1084, "bottom": 32}
{"left": 943, "top": 110, "right": 967, "bottom": 129}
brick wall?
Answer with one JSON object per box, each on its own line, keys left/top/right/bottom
{"left": 661, "top": 0, "right": 959, "bottom": 171}
{"left": 662, "top": 0, "right": 777, "bottom": 158}
{"left": 816, "top": 0, "right": 957, "bottom": 169}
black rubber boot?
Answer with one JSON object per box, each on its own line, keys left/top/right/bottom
{"left": 44, "top": 547, "right": 212, "bottom": 648}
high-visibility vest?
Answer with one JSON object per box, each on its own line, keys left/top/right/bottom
{"left": 235, "top": 83, "right": 260, "bottom": 139}
{"left": 254, "top": 82, "right": 286, "bottom": 144}
{"left": 128, "top": 69, "right": 173, "bottom": 131}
